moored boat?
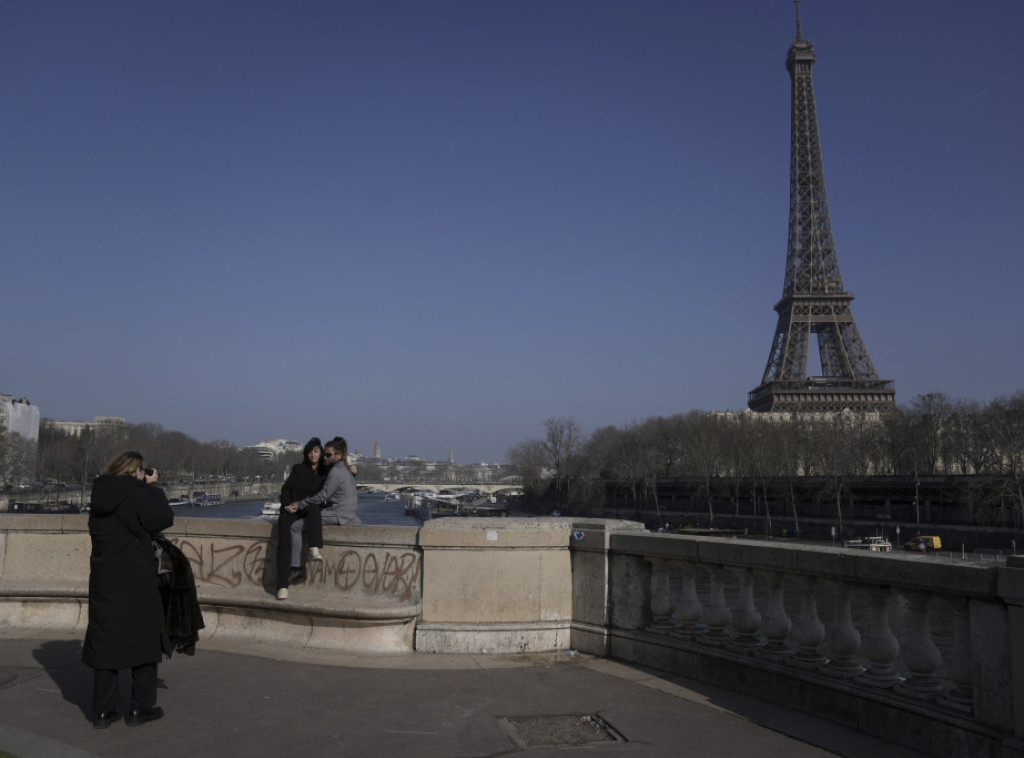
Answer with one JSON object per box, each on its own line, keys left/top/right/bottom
{"left": 842, "top": 535, "right": 892, "bottom": 552}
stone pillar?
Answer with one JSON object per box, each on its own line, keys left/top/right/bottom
{"left": 729, "top": 567, "right": 762, "bottom": 650}
{"left": 823, "top": 580, "right": 862, "bottom": 678}
{"left": 415, "top": 518, "right": 573, "bottom": 654}
{"left": 998, "top": 558, "right": 1024, "bottom": 749}
{"left": 787, "top": 575, "right": 825, "bottom": 669}
{"left": 569, "top": 518, "right": 646, "bottom": 656}
{"left": 701, "top": 565, "right": 731, "bottom": 646}
{"left": 761, "top": 571, "right": 792, "bottom": 657}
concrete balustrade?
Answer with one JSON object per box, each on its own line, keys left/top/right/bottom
{"left": 570, "top": 527, "right": 1024, "bottom": 758}
{"left": 3, "top": 513, "right": 1024, "bottom": 757}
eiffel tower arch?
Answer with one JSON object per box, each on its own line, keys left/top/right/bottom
{"left": 748, "top": 3, "right": 897, "bottom": 417}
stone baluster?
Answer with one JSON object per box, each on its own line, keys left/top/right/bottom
{"left": 646, "top": 559, "right": 675, "bottom": 633}
{"left": 761, "top": 571, "right": 792, "bottom": 657}
{"left": 729, "top": 567, "right": 762, "bottom": 650}
{"left": 670, "top": 561, "right": 706, "bottom": 638}
{"left": 701, "top": 566, "right": 731, "bottom": 646}
{"left": 823, "top": 580, "right": 862, "bottom": 677}
{"left": 787, "top": 575, "right": 825, "bottom": 669}
{"left": 939, "top": 596, "right": 974, "bottom": 710}
{"left": 857, "top": 585, "right": 900, "bottom": 688}
{"left": 897, "top": 590, "right": 944, "bottom": 698}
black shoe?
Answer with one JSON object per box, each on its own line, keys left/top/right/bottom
{"left": 93, "top": 710, "right": 122, "bottom": 729}
{"left": 125, "top": 706, "right": 164, "bottom": 727}
{"left": 288, "top": 568, "right": 306, "bottom": 584}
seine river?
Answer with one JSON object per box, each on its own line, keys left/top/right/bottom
{"left": 174, "top": 495, "right": 419, "bottom": 527}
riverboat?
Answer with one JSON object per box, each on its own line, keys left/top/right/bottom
{"left": 842, "top": 535, "right": 893, "bottom": 552}
{"left": 191, "top": 492, "right": 224, "bottom": 506}
{"left": 260, "top": 501, "right": 281, "bottom": 517}
{"left": 8, "top": 501, "right": 85, "bottom": 514}
{"left": 406, "top": 492, "right": 506, "bottom": 521}
{"left": 168, "top": 496, "right": 192, "bottom": 507}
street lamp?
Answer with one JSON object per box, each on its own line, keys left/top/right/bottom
{"left": 914, "top": 478, "right": 920, "bottom": 529}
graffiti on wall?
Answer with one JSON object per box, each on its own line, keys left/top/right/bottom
{"left": 171, "top": 538, "right": 420, "bottom": 601}
{"left": 307, "top": 549, "right": 420, "bottom": 600}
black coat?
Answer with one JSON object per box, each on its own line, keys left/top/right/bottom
{"left": 155, "top": 535, "right": 204, "bottom": 657}
{"left": 280, "top": 461, "right": 325, "bottom": 505}
{"left": 82, "top": 474, "right": 174, "bottom": 670}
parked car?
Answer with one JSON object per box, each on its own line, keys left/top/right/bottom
{"left": 904, "top": 535, "right": 942, "bottom": 552}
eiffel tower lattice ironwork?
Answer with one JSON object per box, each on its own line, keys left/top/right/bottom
{"left": 748, "top": 3, "right": 896, "bottom": 416}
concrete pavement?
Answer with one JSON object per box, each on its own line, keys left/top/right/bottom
{"left": 0, "top": 630, "right": 926, "bottom": 758}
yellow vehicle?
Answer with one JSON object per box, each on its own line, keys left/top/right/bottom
{"left": 904, "top": 535, "right": 942, "bottom": 552}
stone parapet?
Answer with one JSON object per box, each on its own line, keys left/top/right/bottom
{"left": 0, "top": 514, "right": 421, "bottom": 654}
{"left": 588, "top": 531, "right": 1023, "bottom": 758}
{"left": 415, "top": 518, "right": 575, "bottom": 653}
{"left": 4, "top": 513, "right": 1024, "bottom": 756}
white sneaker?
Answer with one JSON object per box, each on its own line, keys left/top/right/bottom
{"left": 276, "top": 588, "right": 288, "bottom": 600}
{"left": 309, "top": 547, "right": 323, "bottom": 561}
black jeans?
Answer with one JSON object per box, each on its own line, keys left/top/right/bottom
{"left": 92, "top": 662, "right": 158, "bottom": 716}
{"left": 275, "top": 505, "right": 322, "bottom": 590}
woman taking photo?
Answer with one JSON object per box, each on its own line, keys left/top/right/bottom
{"left": 82, "top": 450, "right": 174, "bottom": 729}
{"left": 275, "top": 437, "right": 327, "bottom": 600}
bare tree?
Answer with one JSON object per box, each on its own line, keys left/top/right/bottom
{"left": 506, "top": 439, "right": 549, "bottom": 498}
{"left": 1, "top": 432, "right": 36, "bottom": 488}
{"left": 543, "top": 417, "right": 583, "bottom": 502}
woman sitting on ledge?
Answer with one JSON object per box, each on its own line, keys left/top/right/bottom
{"left": 276, "top": 437, "right": 326, "bottom": 601}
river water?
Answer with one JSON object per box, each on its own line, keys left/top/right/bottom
{"left": 173, "top": 495, "right": 419, "bottom": 527}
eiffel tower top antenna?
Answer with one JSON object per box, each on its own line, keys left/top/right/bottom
{"left": 794, "top": 0, "right": 803, "bottom": 41}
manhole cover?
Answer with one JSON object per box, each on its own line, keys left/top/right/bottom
{"left": 0, "top": 668, "right": 46, "bottom": 690}
{"left": 499, "top": 714, "right": 624, "bottom": 749}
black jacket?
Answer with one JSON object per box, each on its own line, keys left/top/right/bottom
{"left": 82, "top": 475, "right": 174, "bottom": 670}
{"left": 280, "top": 460, "right": 325, "bottom": 506}
{"left": 155, "top": 535, "right": 204, "bottom": 656}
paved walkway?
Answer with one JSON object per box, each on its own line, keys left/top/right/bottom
{"left": 0, "top": 630, "right": 926, "bottom": 758}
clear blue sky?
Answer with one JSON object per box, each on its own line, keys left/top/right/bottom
{"left": 2, "top": 1, "right": 1021, "bottom": 463}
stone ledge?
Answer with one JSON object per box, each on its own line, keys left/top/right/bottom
{"left": 0, "top": 582, "right": 87, "bottom": 597}
{"left": 0, "top": 582, "right": 421, "bottom": 653}
{"left": 415, "top": 620, "right": 571, "bottom": 654}
{"left": 197, "top": 586, "right": 421, "bottom": 621}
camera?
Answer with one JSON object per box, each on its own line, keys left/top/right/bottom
{"left": 144, "top": 468, "right": 155, "bottom": 476}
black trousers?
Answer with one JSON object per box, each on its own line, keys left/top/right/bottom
{"left": 275, "top": 505, "right": 323, "bottom": 590}
{"left": 92, "top": 662, "right": 158, "bottom": 716}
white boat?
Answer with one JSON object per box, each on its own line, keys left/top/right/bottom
{"left": 260, "top": 501, "right": 281, "bottom": 517}
{"left": 168, "top": 496, "right": 192, "bottom": 507}
{"left": 842, "top": 536, "right": 892, "bottom": 552}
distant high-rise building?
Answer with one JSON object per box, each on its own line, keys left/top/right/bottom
{"left": 41, "top": 416, "right": 127, "bottom": 437}
{"left": 373, "top": 441, "right": 381, "bottom": 459}
{"left": 748, "top": 3, "right": 896, "bottom": 417}
{"left": 0, "top": 394, "right": 40, "bottom": 442}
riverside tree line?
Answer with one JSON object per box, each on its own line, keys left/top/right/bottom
{"left": 506, "top": 391, "right": 1024, "bottom": 527}
{"left": 1, "top": 423, "right": 284, "bottom": 493}
{"left": 1, "top": 423, "right": 514, "bottom": 495}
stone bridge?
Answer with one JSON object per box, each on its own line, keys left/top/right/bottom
{"left": 0, "top": 513, "right": 1022, "bottom": 758}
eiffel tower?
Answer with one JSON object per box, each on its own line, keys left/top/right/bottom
{"left": 748, "top": 2, "right": 896, "bottom": 417}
